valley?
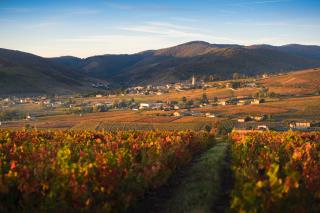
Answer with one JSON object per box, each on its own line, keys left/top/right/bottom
{"left": 1, "top": 68, "right": 320, "bottom": 132}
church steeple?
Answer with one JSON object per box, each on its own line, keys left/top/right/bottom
{"left": 192, "top": 74, "right": 196, "bottom": 86}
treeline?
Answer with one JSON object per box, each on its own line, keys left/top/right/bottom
{"left": 0, "top": 110, "right": 26, "bottom": 121}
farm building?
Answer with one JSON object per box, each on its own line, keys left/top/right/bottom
{"left": 289, "top": 121, "right": 311, "bottom": 130}
{"left": 232, "top": 122, "right": 288, "bottom": 133}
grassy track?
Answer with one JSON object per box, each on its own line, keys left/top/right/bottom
{"left": 160, "top": 141, "right": 230, "bottom": 213}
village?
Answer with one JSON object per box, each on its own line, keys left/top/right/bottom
{"left": 0, "top": 70, "right": 319, "bottom": 133}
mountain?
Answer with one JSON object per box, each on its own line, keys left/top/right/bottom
{"left": 69, "top": 41, "right": 320, "bottom": 86}
{"left": 1, "top": 41, "right": 320, "bottom": 95}
{"left": 0, "top": 48, "right": 97, "bottom": 95}
{"left": 277, "top": 44, "right": 320, "bottom": 60}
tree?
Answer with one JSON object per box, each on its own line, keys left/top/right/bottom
{"left": 182, "top": 96, "right": 187, "bottom": 103}
{"left": 96, "top": 105, "right": 108, "bottom": 112}
{"left": 186, "top": 100, "right": 194, "bottom": 108}
{"left": 170, "top": 101, "right": 178, "bottom": 105}
{"left": 269, "top": 92, "right": 277, "bottom": 98}
{"left": 118, "top": 100, "right": 128, "bottom": 108}
{"left": 201, "top": 93, "right": 209, "bottom": 104}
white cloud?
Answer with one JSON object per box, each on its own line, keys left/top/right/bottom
{"left": 117, "top": 22, "right": 235, "bottom": 43}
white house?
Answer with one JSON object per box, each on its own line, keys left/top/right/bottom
{"left": 205, "top": 113, "right": 215, "bottom": 118}
{"left": 251, "top": 99, "right": 262, "bottom": 105}
{"left": 139, "top": 103, "right": 151, "bottom": 109}
{"left": 173, "top": 111, "right": 181, "bottom": 117}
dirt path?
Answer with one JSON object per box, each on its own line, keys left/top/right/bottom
{"left": 128, "top": 141, "right": 232, "bottom": 213}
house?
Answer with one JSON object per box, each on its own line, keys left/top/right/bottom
{"left": 43, "top": 99, "right": 51, "bottom": 105}
{"left": 133, "top": 86, "right": 144, "bottom": 91}
{"left": 173, "top": 111, "right": 181, "bottom": 117}
{"left": 245, "top": 83, "right": 257, "bottom": 88}
{"left": 205, "top": 113, "right": 215, "bottom": 118}
{"left": 96, "top": 94, "right": 103, "bottom": 98}
{"left": 251, "top": 99, "right": 263, "bottom": 105}
{"left": 173, "top": 105, "right": 180, "bottom": 110}
{"left": 218, "top": 99, "right": 230, "bottom": 106}
{"left": 174, "top": 83, "right": 182, "bottom": 90}
{"left": 226, "top": 83, "right": 232, "bottom": 88}
{"left": 238, "top": 117, "right": 251, "bottom": 123}
{"left": 237, "top": 99, "right": 251, "bottom": 106}
{"left": 139, "top": 103, "right": 151, "bottom": 109}
{"left": 232, "top": 122, "right": 288, "bottom": 133}
{"left": 26, "top": 115, "right": 33, "bottom": 120}
{"left": 151, "top": 103, "right": 164, "bottom": 110}
{"left": 139, "top": 103, "right": 163, "bottom": 110}
{"left": 105, "top": 102, "right": 113, "bottom": 108}
{"left": 257, "top": 125, "right": 269, "bottom": 131}
{"left": 251, "top": 115, "right": 266, "bottom": 122}
{"left": 289, "top": 121, "right": 311, "bottom": 130}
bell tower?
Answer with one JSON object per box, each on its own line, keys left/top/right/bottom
{"left": 192, "top": 74, "right": 196, "bottom": 86}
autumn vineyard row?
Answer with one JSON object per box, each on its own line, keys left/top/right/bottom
{"left": 231, "top": 132, "right": 320, "bottom": 212}
{"left": 1, "top": 129, "right": 320, "bottom": 212}
{"left": 0, "top": 129, "right": 213, "bottom": 212}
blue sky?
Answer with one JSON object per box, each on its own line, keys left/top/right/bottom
{"left": 0, "top": 0, "right": 319, "bottom": 57}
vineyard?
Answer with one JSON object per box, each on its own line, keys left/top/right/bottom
{"left": 230, "top": 132, "right": 320, "bottom": 212}
{"left": 1, "top": 128, "right": 320, "bottom": 212}
{"left": 0, "top": 129, "right": 213, "bottom": 212}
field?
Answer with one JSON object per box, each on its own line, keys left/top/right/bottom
{"left": 0, "top": 129, "right": 213, "bottom": 212}
{"left": 230, "top": 131, "right": 320, "bottom": 212}
{"left": 260, "top": 68, "right": 320, "bottom": 95}
{"left": 192, "top": 95, "right": 320, "bottom": 120}
{"left": 2, "top": 68, "right": 319, "bottom": 132}
{"left": 3, "top": 95, "right": 320, "bottom": 131}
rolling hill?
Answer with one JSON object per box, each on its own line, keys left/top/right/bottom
{"left": 0, "top": 49, "right": 98, "bottom": 95}
{"left": 54, "top": 41, "right": 320, "bottom": 86}
{"left": 1, "top": 41, "right": 320, "bottom": 95}
{"left": 259, "top": 68, "right": 320, "bottom": 95}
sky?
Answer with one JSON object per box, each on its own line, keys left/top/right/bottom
{"left": 0, "top": 0, "right": 319, "bottom": 57}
